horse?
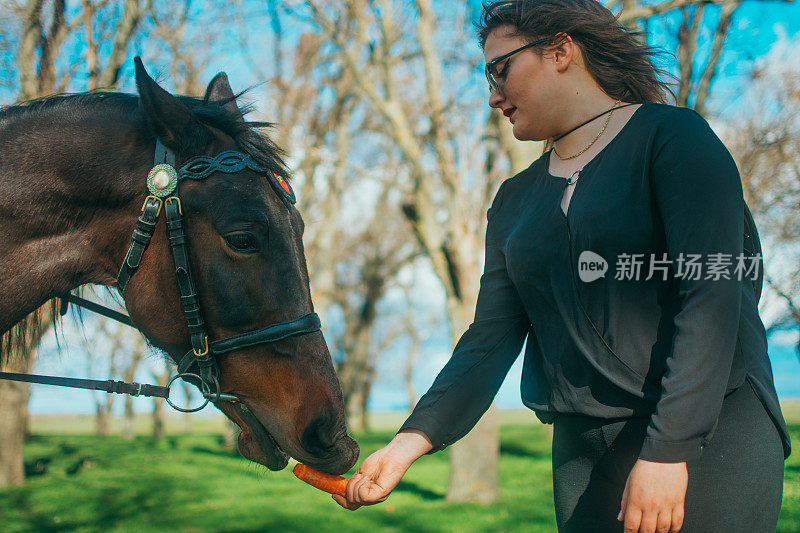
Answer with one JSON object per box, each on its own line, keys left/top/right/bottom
{"left": 0, "top": 58, "right": 359, "bottom": 475}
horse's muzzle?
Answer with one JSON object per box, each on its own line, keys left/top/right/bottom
{"left": 300, "top": 416, "right": 359, "bottom": 474}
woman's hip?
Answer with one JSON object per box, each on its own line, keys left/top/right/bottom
{"left": 550, "top": 379, "right": 784, "bottom": 532}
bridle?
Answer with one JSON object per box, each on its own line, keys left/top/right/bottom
{"left": 0, "top": 140, "right": 321, "bottom": 413}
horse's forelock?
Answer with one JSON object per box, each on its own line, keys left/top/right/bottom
{"left": 178, "top": 92, "right": 292, "bottom": 182}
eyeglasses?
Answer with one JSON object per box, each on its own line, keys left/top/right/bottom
{"left": 485, "top": 38, "right": 548, "bottom": 93}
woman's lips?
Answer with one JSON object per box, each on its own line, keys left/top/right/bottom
{"left": 503, "top": 107, "right": 516, "bottom": 118}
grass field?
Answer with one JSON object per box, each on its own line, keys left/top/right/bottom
{"left": 0, "top": 407, "right": 798, "bottom": 533}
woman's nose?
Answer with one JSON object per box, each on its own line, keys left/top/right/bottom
{"left": 488, "top": 87, "right": 504, "bottom": 108}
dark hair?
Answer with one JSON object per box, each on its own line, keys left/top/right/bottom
{"left": 477, "top": 0, "right": 677, "bottom": 150}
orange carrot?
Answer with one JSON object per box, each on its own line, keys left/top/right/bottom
{"left": 293, "top": 463, "right": 349, "bottom": 497}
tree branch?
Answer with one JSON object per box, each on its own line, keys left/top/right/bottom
{"left": 96, "top": 0, "right": 143, "bottom": 89}
{"left": 18, "top": 0, "right": 44, "bottom": 100}
{"left": 694, "top": 0, "right": 741, "bottom": 115}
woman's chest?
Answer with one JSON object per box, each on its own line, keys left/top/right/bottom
{"left": 499, "top": 162, "right": 666, "bottom": 289}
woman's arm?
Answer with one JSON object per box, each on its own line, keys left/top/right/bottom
{"left": 620, "top": 106, "right": 745, "bottom": 533}
{"left": 641, "top": 106, "right": 744, "bottom": 463}
{"left": 333, "top": 179, "right": 530, "bottom": 509}
{"left": 396, "top": 179, "right": 530, "bottom": 452}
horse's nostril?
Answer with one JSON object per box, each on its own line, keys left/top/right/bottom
{"left": 301, "top": 415, "right": 341, "bottom": 455}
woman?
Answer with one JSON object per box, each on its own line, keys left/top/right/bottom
{"left": 333, "top": 1, "right": 791, "bottom": 531}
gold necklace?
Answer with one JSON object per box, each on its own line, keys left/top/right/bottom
{"left": 553, "top": 100, "right": 621, "bottom": 160}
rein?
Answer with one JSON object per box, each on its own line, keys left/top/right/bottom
{"left": 0, "top": 140, "right": 320, "bottom": 413}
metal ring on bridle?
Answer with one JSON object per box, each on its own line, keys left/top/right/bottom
{"left": 166, "top": 373, "right": 212, "bottom": 412}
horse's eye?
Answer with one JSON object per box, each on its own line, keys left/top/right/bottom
{"left": 224, "top": 232, "right": 259, "bottom": 253}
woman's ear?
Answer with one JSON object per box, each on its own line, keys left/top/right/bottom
{"left": 550, "top": 32, "right": 576, "bottom": 71}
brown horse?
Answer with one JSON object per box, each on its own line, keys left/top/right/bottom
{"left": 0, "top": 59, "right": 359, "bottom": 475}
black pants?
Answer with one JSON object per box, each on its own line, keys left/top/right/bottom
{"left": 551, "top": 379, "right": 785, "bottom": 532}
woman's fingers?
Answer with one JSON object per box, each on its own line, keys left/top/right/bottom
{"left": 341, "top": 468, "right": 391, "bottom": 508}
{"left": 655, "top": 510, "right": 673, "bottom": 533}
{"left": 623, "top": 506, "right": 642, "bottom": 533}
{"left": 345, "top": 472, "right": 358, "bottom": 503}
{"left": 619, "top": 459, "right": 687, "bottom": 532}
{"left": 638, "top": 509, "right": 658, "bottom": 533}
{"left": 347, "top": 472, "right": 370, "bottom": 504}
{"left": 623, "top": 508, "right": 676, "bottom": 533}
{"left": 334, "top": 439, "right": 419, "bottom": 511}
{"left": 618, "top": 476, "right": 630, "bottom": 521}
{"left": 356, "top": 477, "right": 389, "bottom": 503}
{"left": 331, "top": 493, "right": 361, "bottom": 511}
{"left": 669, "top": 505, "right": 684, "bottom": 533}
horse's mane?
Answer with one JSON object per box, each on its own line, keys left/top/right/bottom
{"left": 0, "top": 90, "right": 292, "bottom": 181}
{"left": 0, "top": 88, "right": 292, "bottom": 365}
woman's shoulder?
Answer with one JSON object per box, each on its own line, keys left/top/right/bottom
{"left": 506, "top": 151, "right": 549, "bottom": 189}
{"left": 485, "top": 164, "right": 535, "bottom": 223}
{"left": 642, "top": 102, "right": 733, "bottom": 159}
{"left": 640, "top": 102, "right": 716, "bottom": 135}
{"left": 487, "top": 154, "right": 549, "bottom": 217}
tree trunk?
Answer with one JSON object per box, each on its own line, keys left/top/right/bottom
{"left": 95, "top": 406, "right": 112, "bottom": 437}
{"left": 0, "top": 355, "right": 33, "bottom": 487}
{"left": 447, "top": 404, "right": 500, "bottom": 503}
{"left": 0, "top": 306, "right": 50, "bottom": 488}
{"left": 339, "top": 312, "right": 376, "bottom": 433}
{"left": 122, "top": 395, "right": 135, "bottom": 440}
{"left": 346, "top": 387, "right": 367, "bottom": 433}
{"left": 445, "top": 294, "right": 502, "bottom": 502}
{"left": 152, "top": 398, "right": 165, "bottom": 441}
{"left": 360, "top": 369, "right": 373, "bottom": 433}
{"left": 182, "top": 381, "right": 193, "bottom": 434}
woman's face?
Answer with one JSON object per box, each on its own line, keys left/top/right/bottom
{"left": 484, "top": 26, "right": 563, "bottom": 141}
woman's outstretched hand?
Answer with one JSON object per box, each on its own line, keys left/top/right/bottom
{"left": 618, "top": 459, "right": 688, "bottom": 533}
{"left": 332, "top": 429, "right": 433, "bottom": 511}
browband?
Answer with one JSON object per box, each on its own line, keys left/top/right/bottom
{"left": 179, "top": 150, "right": 265, "bottom": 181}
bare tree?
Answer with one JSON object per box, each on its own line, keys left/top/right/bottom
{"left": 0, "top": 306, "right": 52, "bottom": 487}
{"left": 151, "top": 360, "right": 171, "bottom": 441}
{"left": 15, "top": 0, "right": 144, "bottom": 98}
{"left": 330, "top": 191, "right": 421, "bottom": 430}
{"left": 725, "top": 44, "right": 800, "bottom": 356}
{"left": 85, "top": 320, "right": 121, "bottom": 437}
{"left": 303, "top": 0, "right": 512, "bottom": 502}
{"left": 0, "top": 0, "right": 149, "bottom": 487}
{"left": 249, "top": 9, "right": 425, "bottom": 433}
{"left": 120, "top": 332, "right": 146, "bottom": 440}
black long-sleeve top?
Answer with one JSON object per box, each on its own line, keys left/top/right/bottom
{"left": 399, "top": 103, "right": 791, "bottom": 463}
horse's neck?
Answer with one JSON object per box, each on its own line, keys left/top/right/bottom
{"left": 0, "top": 108, "right": 148, "bottom": 334}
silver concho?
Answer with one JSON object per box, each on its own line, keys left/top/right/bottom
{"left": 147, "top": 164, "right": 178, "bottom": 197}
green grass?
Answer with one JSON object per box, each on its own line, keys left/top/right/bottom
{"left": 1, "top": 407, "right": 798, "bottom": 532}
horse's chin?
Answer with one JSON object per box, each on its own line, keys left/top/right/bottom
{"left": 227, "top": 401, "right": 289, "bottom": 471}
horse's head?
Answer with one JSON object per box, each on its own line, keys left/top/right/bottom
{"left": 121, "top": 59, "right": 358, "bottom": 474}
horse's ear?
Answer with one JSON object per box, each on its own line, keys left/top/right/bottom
{"left": 134, "top": 56, "right": 193, "bottom": 149}
{"left": 204, "top": 72, "right": 243, "bottom": 122}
